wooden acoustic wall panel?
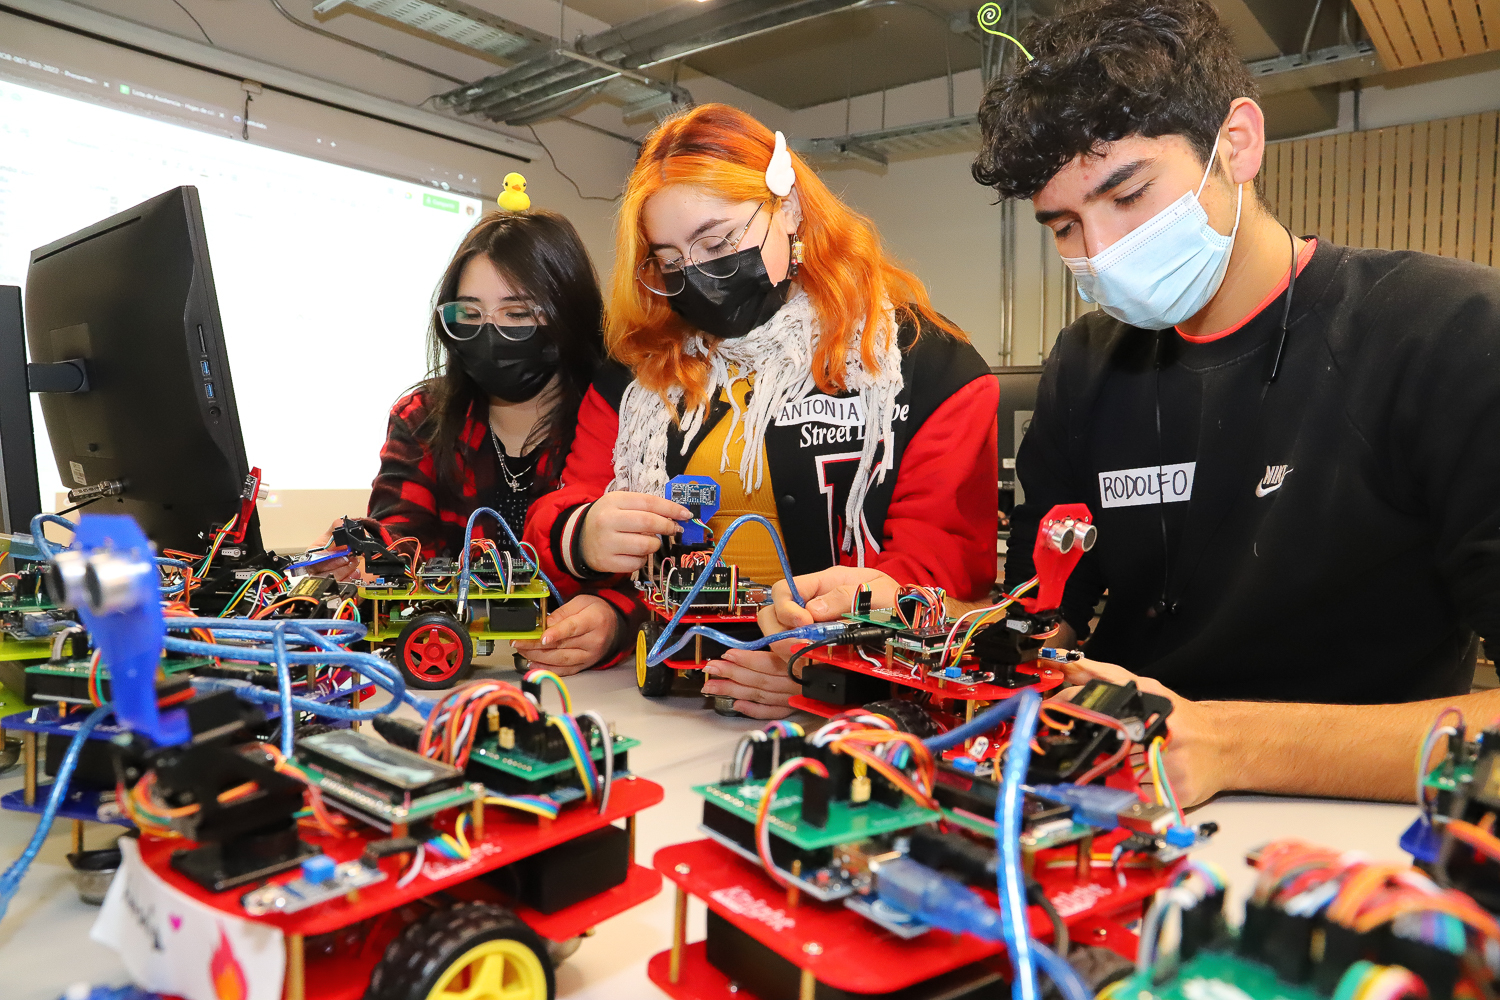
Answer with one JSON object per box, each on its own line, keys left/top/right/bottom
{"left": 1349, "top": 0, "right": 1500, "bottom": 70}
{"left": 1261, "top": 111, "right": 1498, "bottom": 266}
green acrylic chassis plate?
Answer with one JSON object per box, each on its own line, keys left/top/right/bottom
{"left": 359, "top": 578, "right": 550, "bottom": 642}
{"left": 0, "top": 637, "right": 53, "bottom": 663}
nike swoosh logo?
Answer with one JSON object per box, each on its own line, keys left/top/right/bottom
{"left": 1255, "top": 482, "right": 1283, "bottom": 497}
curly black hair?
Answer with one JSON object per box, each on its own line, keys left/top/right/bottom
{"left": 972, "top": 0, "right": 1258, "bottom": 200}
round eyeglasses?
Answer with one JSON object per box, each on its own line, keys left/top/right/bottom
{"left": 436, "top": 301, "right": 541, "bottom": 342}
{"left": 636, "top": 202, "right": 766, "bottom": 296}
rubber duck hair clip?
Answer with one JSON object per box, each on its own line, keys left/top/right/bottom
{"left": 765, "top": 132, "right": 795, "bottom": 198}
{"left": 497, "top": 172, "right": 530, "bottom": 212}
{"left": 765, "top": 132, "right": 803, "bottom": 273}
{"left": 977, "top": 4, "right": 1033, "bottom": 61}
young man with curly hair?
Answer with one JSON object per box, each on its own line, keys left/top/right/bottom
{"left": 764, "top": 0, "right": 1500, "bottom": 806}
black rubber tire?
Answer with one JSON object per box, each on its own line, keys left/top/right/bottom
{"left": 1066, "top": 945, "right": 1135, "bottom": 996}
{"left": 393, "top": 612, "right": 474, "bottom": 690}
{"left": 863, "top": 699, "right": 941, "bottom": 739}
{"left": 637, "top": 621, "right": 672, "bottom": 698}
{"left": 365, "top": 902, "right": 556, "bottom": 1000}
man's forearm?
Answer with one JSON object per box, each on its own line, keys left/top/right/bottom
{"left": 1202, "top": 689, "right": 1500, "bottom": 801}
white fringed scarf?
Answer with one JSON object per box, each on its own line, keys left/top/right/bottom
{"left": 608, "top": 289, "right": 904, "bottom": 563}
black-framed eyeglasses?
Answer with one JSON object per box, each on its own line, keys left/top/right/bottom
{"left": 435, "top": 301, "right": 541, "bottom": 342}
{"left": 636, "top": 201, "right": 767, "bottom": 297}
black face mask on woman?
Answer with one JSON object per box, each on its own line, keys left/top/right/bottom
{"left": 446, "top": 325, "right": 560, "bottom": 402}
{"left": 667, "top": 245, "right": 793, "bottom": 340}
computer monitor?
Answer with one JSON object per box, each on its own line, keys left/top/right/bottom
{"left": 24, "top": 186, "right": 260, "bottom": 553}
{"left": 0, "top": 284, "right": 42, "bottom": 541}
{"left": 993, "top": 365, "right": 1044, "bottom": 515}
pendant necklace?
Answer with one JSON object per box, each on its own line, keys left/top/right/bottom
{"left": 490, "top": 429, "right": 529, "bottom": 492}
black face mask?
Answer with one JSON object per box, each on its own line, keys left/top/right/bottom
{"left": 447, "top": 325, "right": 560, "bottom": 402}
{"left": 667, "top": 245, "right": 792, "bottom": 340}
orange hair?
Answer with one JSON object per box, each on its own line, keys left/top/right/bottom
{"left": 607, "top": 103, "right": 965, "bottom": 412}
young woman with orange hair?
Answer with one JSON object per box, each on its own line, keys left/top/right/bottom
{"left": 524, "top": 104, "right": 998, "bottom": 717}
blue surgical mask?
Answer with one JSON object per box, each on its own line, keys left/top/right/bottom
{"left": 1061, "top": 140, "right": 1243, "bottom": 330}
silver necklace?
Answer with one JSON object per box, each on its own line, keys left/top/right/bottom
{"left": 490, "top": 428, "right": 529, "bottom": 492}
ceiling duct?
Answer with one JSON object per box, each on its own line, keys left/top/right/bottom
{"left": 798, "top": 114, "right": 982, "bottom": 165}
{"left": 1249, "top": 40, "right": 1381, "bottom": 95}
{"left": 437, "top": 0, "right": 866, "bottom": 125}
{"left": 803, "top": 37, "right": 1385, "bottom": 165}
{"left": 314, "top": 0, "right": 682, "bottom": 123}
{"left": 311, "top": 0, "right": 550, "bottom": 61}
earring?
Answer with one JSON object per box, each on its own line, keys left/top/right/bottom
{"left": 789, "top": 233, "right": 804, "bottom": 276}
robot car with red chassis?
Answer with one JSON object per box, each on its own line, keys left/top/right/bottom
{"left": 10, "top": 514, "right": 661, "bottom": 1000}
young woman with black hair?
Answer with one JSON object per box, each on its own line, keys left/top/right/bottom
{"left": 329, "top": 210, "right": 636, "bottom": 673}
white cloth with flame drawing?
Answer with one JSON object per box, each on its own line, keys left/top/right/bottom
{"left": 92, "top": 837, "right": 285, "bottom": 1000}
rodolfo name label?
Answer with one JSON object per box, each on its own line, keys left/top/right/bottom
{"left": 1097, "top": 462, "right": 1196, "bottom": 509}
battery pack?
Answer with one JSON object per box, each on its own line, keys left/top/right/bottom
{"left": 488, "top": 824, "right": 630, "bottom": 914}
{"left": 800, "top": 663, "right": 890, "bottom": 706}
{"left": 704, "top": 909, "right": 1003, "bottom": 1000}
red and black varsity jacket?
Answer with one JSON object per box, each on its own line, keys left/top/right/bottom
{"left": 366, "top": 389, "right": 641, "bottom": 646}
{"left": 525, "top": 315, "right": 1000, "bottom": 599}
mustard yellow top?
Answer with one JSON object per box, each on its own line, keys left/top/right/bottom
{"left": 683, "top": 375, "right": 786, "bottom": 585}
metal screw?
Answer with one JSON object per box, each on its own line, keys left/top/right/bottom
{"left": 675, "top": 863, "right": 691, "bottom": 875}
{"left": 803, "top": 942, "right": 823, "bottom": 955}
{"left": 1095, "top": 927, "right": 1108, "bottom": 938}
{"left": 728, "top": 985, "right": 740, "bottom": 994}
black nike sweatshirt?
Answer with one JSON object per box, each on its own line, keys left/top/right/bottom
{"left": 1004, "top": 240, "right": 1500, "bottom": 704}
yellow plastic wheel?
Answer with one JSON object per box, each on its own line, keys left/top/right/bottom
{"left": 636, "top": 622, "right": 671, "bottom": 697}
{"left": 425, "top": 939, "right": 549, "bottom": 1000}
{"left": 366, "top": 902, "right": 555, "bottom": 1000}
{"left": 636, "top": 628, "right": 648, "bottom": 688}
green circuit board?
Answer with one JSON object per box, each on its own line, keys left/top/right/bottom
{"left": 289, "top": 763, "right": 481, "bottom": 825}
{"left": 695, "top": 776, "right": 939, "bottom": 851}
{"left": 1424, "top": 762, "right": 1474, "bottom": 794}
{"left": 469, "top": 733, "right": 640, "bottom": 782}
{"left": 24, "top": 655, "right": 211, "bottom": 679}
{"left": 0, "top": 591, "right": 51, "bottom": 611}
{"left": 1115, "top": 949, "right": 1327, "bottom": 1000}
{"left": 24, "top": 655, "right": 215, "bottom": 702}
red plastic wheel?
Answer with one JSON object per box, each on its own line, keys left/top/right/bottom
{"left": 394, "top": 612, "right": 474, "bottom": 689}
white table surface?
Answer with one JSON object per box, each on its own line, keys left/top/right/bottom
{"left": 0, "top": 658, "right": 1422, "bottom": 1000}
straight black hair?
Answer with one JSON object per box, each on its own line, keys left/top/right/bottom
{"left": 419, "top": 210, "right": 604, "bottom": 495}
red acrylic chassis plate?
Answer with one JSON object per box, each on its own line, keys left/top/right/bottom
{"left": 793, "top": 645, "right": 1066, "bottom": 706}
{"left": 646, "top": 599, "right": 760, "bottom": 627}
{"left": 649, "top": 838, "right": 1167, "bottom": 995}
{"left": 646, "top": 600, "right": 763, "bottom": 672}
{"left": 150, "top": 864, "right": 666, "bottom": 1000}
{"left": 135, "top": 776, "right": 664, "bottom": 939}
{"left": 646, "top": 942, "right": 1011, "bottom": 1000}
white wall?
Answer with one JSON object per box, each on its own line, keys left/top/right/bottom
{"left": 791, "top": 68, "right": 1070, "bottom": 366}
{"left": 0, "top": 8, "right": 636, "bottom": 272}
{"left": 1341, "top": 50, "right": 1500, "bottom": 132}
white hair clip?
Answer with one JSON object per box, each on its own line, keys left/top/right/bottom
{"left": 765, "top": 131, "right": 795, "bottom": 197}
